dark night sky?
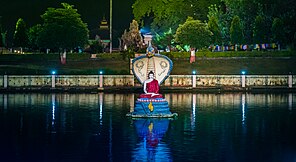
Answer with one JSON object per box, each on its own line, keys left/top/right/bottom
{"left": 0, "top": 0, "right": 134, "bottom": 45}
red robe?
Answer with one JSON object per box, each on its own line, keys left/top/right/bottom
{"left": 139, "top": 79, "right": 163, "bottom": 98}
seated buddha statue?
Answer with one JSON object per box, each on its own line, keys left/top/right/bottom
{"left": 139, "top": 71, "right": 163, "bottom": 99}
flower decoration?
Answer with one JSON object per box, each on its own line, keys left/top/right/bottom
{"left": 146, "top": 45, "right": 155, "bottom": 58}
{"left": 136, "top": 61, "right": 144, "bottom": 69}
{"left": 160, "top": 61, "right": 168, "bottom": 69}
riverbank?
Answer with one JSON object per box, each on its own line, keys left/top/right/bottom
{"left": 0, "top": 52, "right": 296, "bottom": 75}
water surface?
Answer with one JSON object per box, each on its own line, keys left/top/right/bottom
{"left": 0, "top": 93, "right": 296, "bottom": 162}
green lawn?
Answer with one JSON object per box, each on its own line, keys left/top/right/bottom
{"left": 175, "top": 58, "right": 296, "bottom": 75}
{"left": 0, "top": 52, "right": 295, "bottom": 75}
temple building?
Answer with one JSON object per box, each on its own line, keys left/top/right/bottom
{"left": 89, "top": 16, "right": 110, "bottom": 52}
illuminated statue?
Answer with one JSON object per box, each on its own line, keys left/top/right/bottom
{"left": 127, "top": 43, "right": 177, "bottom": 118}
{"left": 139, "top": 71, "right": 163, "bottom": 98}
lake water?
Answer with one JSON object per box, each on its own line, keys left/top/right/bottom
{"left": 0, "top": 93, "right": 296, "bottom": 162}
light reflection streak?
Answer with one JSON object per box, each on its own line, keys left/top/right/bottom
{"left": 130, "top": 94, "right": 134, "bottom": 113}
{"left": 4, "top": 94, "right": 7, "bottom": 110}
{"left": 288, "top": 93, "right": 292, "bottom": 110}
{"left": 99, "top": 93, "right": 103, "bottom": 126}
{"left": 242, "top": 93, "right": 246, "bottom": 124}
{"left": 51, "top": 94, "right": 56, "bottom": 130}
{"left": 192, "top": 94, "right": 196, "bottom": 129}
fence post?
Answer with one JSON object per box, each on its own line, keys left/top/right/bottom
{"left": 192, "top": 71, "right": 196, "bottom": 88}
{"left": 241, "top": 74, "right": 246, "bottom": 88}
{"left": 99, "top": 73, "right": 103, "bottom": 88}
{"left": 192, "top": 75, "right": 196, "bottom": 88}
{"left": 51, "top": 74, "right": 55, "bottom": 88}
{"left": 288, "top": 74, "right": 292, "bottom": 88}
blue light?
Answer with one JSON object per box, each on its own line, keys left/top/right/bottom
{"left": 241, "top": 70, "right": 246, "bottom": 75}
{"left": 140, "top": 27, "right": 149, "bottom": 34}
{"left": 99, "top": 71, "right": 103, "bottom": 75}
{"left": 192, "top": 70, "right": 196, "bottom": 75}
{"left": 51, "top": 70, "right": 56, "bottom": 75}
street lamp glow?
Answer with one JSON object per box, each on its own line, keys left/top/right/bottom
{"left": 99, "top": 71, "right": 103, "bottom": 75}
{"left": 241, "top": 70, "right": 246, "bottom": 75}
{"left": 51, "top": 70, "right": 56, "bottom": 75}
{"left": 192, "top": 70, "right": 196, "bottom": 75}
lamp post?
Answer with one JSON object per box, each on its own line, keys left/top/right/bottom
{"left": 99, "top": 71, "right": 103, "bottom": 88}
{"left": 288, "top": 72, "right": 292, "bottom": 88}
{"left": 192, "top": 70, "right": 196, "bottom": 88}
{"left": 241, "top": 70, "right": 246, "bottom": 88}
{"left": 51, "top": 70, "right": 56, "bottom": 88}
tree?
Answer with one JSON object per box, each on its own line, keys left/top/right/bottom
{"left": 132, "top": 0, "right": 220, "bottom": 32}
{"left": 207, "top": 4, "right": 231, "bottom": 45}
{"left": 253, "top": 15, "right": 269, "bottom": 44}
{"left": 208, "top": 16, "right": 221, "bottom": 45}
{"left": 1, "top": 32, "right": 6, "bottom": 48}
{"left": 38, "top": 3, "right": 89, "bottom": 51}
{"left": 0, "top": 16, "right": 3, "bottom": 47}
{"left": 230, "top": 16, "right": 243, "bottom": 46}
{"left": 121, "top": 20, "right": 143, "bottom": 52}
{"left": 271, "top": 18, "right": 285, "bottom": 48}
{"left": 13, "top": 18, "right": 28, "bottom": 48}
{"left": 133, "top": 0, "right": 186, "bottom": 32}
{"left": 153, "top": 28, "right": 174, "bottom": 51}
{"left": 28, "top": 24, "right": 42, "bottom": 50}
{"left": 222, "top": 0, "right": 261, "bottom": 44}
{"left": 175, "top": 17, "right": 212, "bottom": 50}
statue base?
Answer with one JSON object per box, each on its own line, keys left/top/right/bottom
{"left": 126, "top": 98, "right": 178, "bottom": 118}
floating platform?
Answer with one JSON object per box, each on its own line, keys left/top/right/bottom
{"left": 126, "top": 98, "right": 178, "bottom": 118}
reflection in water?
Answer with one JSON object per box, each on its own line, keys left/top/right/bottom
{"left": 130, "top": 94, "right": 134, "bottom": 112}
{"left": 242, "top": 93, "right": 246, "bottom": 124}
{"left": 51, "top": 94, "right": 56, "bottom": 132}
{"left": 99, "top": 92, "right": 103, "bottom": 126}
{"left": 0, "top": 93, "right": 296, "bottom": 161}
{"left": 50, "top": 93, "right": 56, "bottom": 134}
{"left": 289, "top": 93, "right": 293, "bottom": 110}
{"left": 132, "top": 119, "right": 172, "bottom": 161}
{"left": 3, "top": 94, "right": 7, "bottom": 110}
{"left": 191, "top": 94, "right": 196, "bottom": 130}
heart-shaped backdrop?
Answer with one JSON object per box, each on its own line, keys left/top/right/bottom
{"left": 132, "top": 54, "right": 173, "bottom": 85}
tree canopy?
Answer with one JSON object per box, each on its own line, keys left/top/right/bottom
{"left": 208, "top": 16, "right": 221, "bottom": 45}
{"left": 132, "top": 0, "right": 220, "bottom": 32}
{"left": 271, "top": 18, "right": 285, "bottom": 45}
{"left": 28, "top": 24, "right": 42, "bottom": 50}
{"left": 153, "top": 28, "right": 174, "bottom": 50}
{"left": 38, "top": 3, "right": 89, "bottom": 50}
{"left": 175, "top": 17, "right": 212, "bottom": 49}
{"left": 221, "top": 0, "right": 295, "bottom": 45}
{"left": 230, "top": 16, "right": 243, "bottom": 45}
{"left": 253, "top": 15, "right": 269, "bottom": 44}
{"left": 13, "top": 18, "right": 28, "bottom": 47}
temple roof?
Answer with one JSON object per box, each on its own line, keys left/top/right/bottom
{"left": 89, "top": 17, "right": 110, "bottom": 40}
